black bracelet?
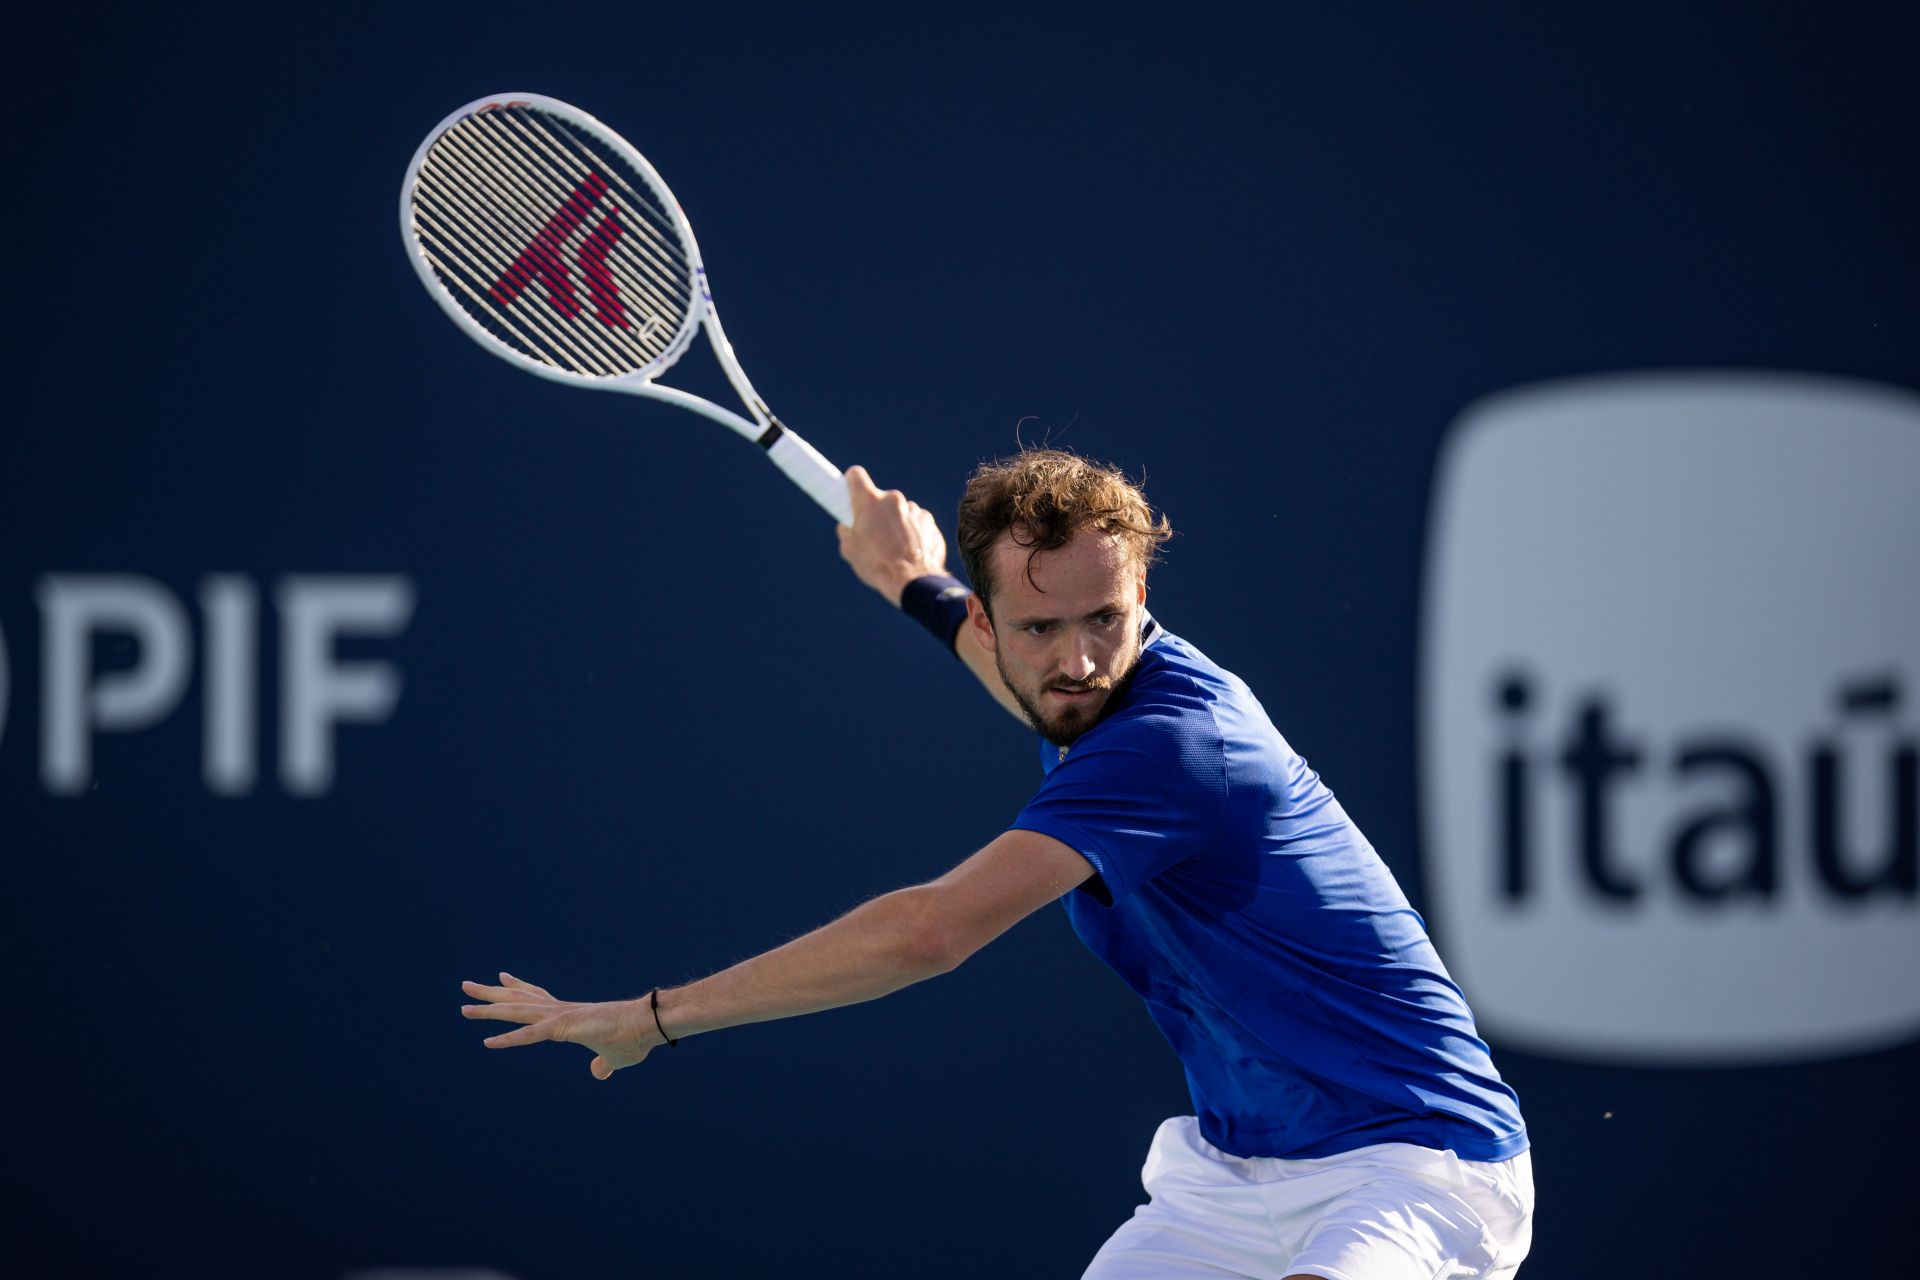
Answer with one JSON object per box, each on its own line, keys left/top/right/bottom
{"left": 650, "top": 987, "right": 679, "bottom": 1048}
{"left": 900, "top": 574, "right": 971, "bottom": 657}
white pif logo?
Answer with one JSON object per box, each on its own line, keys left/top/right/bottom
{"left": 1420, "top": 372, "right": 1920, "bottom": 1065}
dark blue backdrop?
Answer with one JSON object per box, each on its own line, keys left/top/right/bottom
{"left": 5, "top": 4, "right": 1916, "bottom": 1276}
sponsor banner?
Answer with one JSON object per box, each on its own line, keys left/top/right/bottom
{"left": 1421, "top": 371, "right": 1919, "bottom": 1065}
{"left": 3, "top": 574, "right": 414, "bottom": 796}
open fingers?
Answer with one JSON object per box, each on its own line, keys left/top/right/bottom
{"left": 499, "top": 972, "right": 553, "bottom": 999}
{"left": 462, "top": 1001, "right": 547, "bottom": 1025}
{"left": 481, "top": 1022, "right": 554, "bottom": 1049}
{"left": 461, "top": 979, "right": 552, "bottom": 1005}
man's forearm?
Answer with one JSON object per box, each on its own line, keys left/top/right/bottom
{"left": 835, "top": 467, "right": 1026, "bottom": 722}
{"left": 653, "top": 886, "right": 956, "bottom": 1040}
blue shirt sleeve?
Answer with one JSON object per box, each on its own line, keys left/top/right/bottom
{"left": 1009, "top": 708, "right": 1228, "bottom": 906}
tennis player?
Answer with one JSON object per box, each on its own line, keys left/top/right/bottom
{"left": 462, "top": 449, "right": 1532, "bottom": 1279}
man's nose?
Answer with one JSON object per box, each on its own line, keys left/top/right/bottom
{"left": 1060, "top": 637, "right": 1096, "bottom": 682}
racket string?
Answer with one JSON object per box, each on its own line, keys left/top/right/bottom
{"left": 440, "top": 123, "right": 687, "bottom": 334}
{"left": 415, "top": 167, "right": 643, "bottom": 375}
{"left": 495, "top": 111, "right": 690, "bottom": 268}
{"left": 409, "top": 105, "right": 702, "bottom": 378}
{"left": 472, "top": 114, "right": 693, "bottom": 313}
{"left": 415, "top": 191, "right": 627, "bottom": 375}
{"left": 417, "top": 244, "right": 589, "bottom": 374}
{"left": 414, "top": 201, "right": 613, "bottom": 375}
{"left": 429, "top": 127, "right": 681, "bottom": 353}
{"left": 417, "top": 151, "right": 667, "bottom": 373}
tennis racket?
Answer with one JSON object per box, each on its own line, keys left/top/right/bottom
{"left": 400, "top": 93, "right": 852, "bottom": 525}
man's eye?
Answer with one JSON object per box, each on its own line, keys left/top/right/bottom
{"left": 1023, "top": 623, "right": 1053, "bottom": 636}
{"left": 1095, "top": 613, "right": 1119, "bottom": 626}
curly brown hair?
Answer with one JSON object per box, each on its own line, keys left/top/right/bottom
{"left": 956, "top": 448, "right": 1173, "bottom": 614}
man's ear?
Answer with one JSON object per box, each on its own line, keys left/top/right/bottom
{"left": 966, "top": 592, "right": 996, "bottom": 653}
{"left": 1136, "top": 572, "right": 1147, "bottom": 606}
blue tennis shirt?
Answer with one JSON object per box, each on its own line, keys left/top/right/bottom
{"left": 1010, "top": 624, "right": 1528, "bottom": 1162}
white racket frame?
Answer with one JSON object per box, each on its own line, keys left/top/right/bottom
{"left": 401, "top": 92, "right": 852, "bottom": 524}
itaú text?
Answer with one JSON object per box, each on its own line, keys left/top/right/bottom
{"left": 1492, "top": 669, "right": 1916, "bottom": 906}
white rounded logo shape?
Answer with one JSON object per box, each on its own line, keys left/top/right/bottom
{"left": 1421, "top": 371, "right": 1920, "bottom": 1065}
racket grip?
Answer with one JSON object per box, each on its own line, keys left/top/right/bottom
{"left": 767, "top": 429, "right": 854, "bottom": 525}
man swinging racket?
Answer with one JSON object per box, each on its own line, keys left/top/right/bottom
{"left": 460, "top": 449, "right": 1534, "bottom": 1279}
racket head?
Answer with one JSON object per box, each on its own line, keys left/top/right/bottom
{"left": 401, "top": 94, "right": 708, "bottom": 389}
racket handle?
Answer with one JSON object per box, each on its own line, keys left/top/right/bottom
{"left": 766, "top": 428, "right": 854, "bottom": 525}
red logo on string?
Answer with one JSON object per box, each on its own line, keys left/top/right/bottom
{"left": 489, "top": 174, "right": 629, "bottom": 329}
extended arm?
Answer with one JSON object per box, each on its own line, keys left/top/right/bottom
{"left": 836, "top": 466, "right": 1025, "bottom": 722}
{"left": 460, "top": 830, "right": 1094, "bottom": 1077}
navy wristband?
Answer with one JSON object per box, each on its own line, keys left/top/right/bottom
{"left": 900, "top": 574, "right": 971, "bottom": 656}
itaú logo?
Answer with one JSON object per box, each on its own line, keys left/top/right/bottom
{"left": 1420, "top": 372, "right": 1920, "bottom": 1065}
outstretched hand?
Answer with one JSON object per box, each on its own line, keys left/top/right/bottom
{"left": 837, "top": 465, "right": 951, "bottom": 604}
{"left": 460, "top": 972, "right": 662, "bottom": 1081}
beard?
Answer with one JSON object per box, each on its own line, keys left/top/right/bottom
{"left": 996, "top": 629, "right": 1143, "bottom": 747}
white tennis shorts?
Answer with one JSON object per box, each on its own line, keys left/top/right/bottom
{"left": 1082, "top": 1117, "right": 1534, "bottom": 1280}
